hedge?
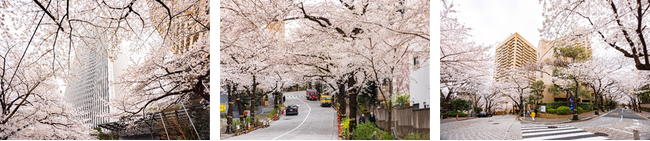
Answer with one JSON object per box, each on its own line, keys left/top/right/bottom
{"left": 354, "top": 122, "right": 394, "bottom": 140}
{"left": 557, "top": 106, "right": 571, "bottom": 115}
{"left": 547, "top": 109, "right": 557, "bottom": 114}
{"left": 544, "top": 102, "right": 568, "bottom": 109}
{"left": 446, "top": 111, "right": 467, "bottom": 117}
{"left": 577, "top": 102, "right": 594, "bottom": 111}
{"left": 543, "top": 102, "right": 594, "bottom": 111}
{"left": 577, "top": 107, "right": 583, "bottom": 114}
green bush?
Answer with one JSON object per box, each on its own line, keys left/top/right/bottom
{"left": 446, "top": 111, "right": 467, "bottom": 117}
{"left": 404, "top": 132, "right": 430, "bottom": 140}
{"left": 557, "top": 106, "right": 571, "bottom": 115}
{"left": 380, "top": 131, "right": 394, "bottom": 140}
{"left": 577, "top": 102, "right": 594, "bottom": 111}
{"left": 266, "top": 107, "right": 278, "bottom": 118}
{"left": 547, "top": 109, "right": 557, "bottom": 114}
{"left": 341, "top": 117, "right": 350, "bottom": 136}
{"left": 353, "top": 122, "right": 393, "bottom": 140}
{"left": 545, "top": 102, "right": 568, "bottom": 109}
{"left": 244, "top": 116, "right": 253, "bottom": 127}
{"left": 473, "top": 107, "right": 483, "bottom": 114}
{"left": 577, "top": 107, "right": 583, "bottom": 114}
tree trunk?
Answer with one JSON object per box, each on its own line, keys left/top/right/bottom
{"left": 338, "top": 82, "right": 347, "bottom": 117}
{"left": 387, "top": 78, "right": 393, "bottom": 131}
{"left": 251, "top": 75, "right": 257, "bottom": 124}
{"left": 236, "top": 91, "right": 245, "bottom": 122}
{"left": 520, "top": 91, "right": 524, "bottom": 116}
{"left": 572, "top": 79, "right": 579, "bottom": 120}
{"left": 227, "top": 84, "right": 234, "bottom": 133}
{"left": 348, "top": 74, "right": 357, "bottom": 131}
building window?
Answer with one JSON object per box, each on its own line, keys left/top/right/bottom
{"left": 413, "top": 57, "right": 419, "bottom": 65}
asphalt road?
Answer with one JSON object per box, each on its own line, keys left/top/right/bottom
{"left": 225, "top": 91, "right": 338, "bottom": 140}
{"left": 603, "top": 108, "right": 648, "bottom": 120}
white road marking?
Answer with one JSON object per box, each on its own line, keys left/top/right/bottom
{"left": 620, "top": 115, "right": 623, "bottom": 122}
{"left": 272, "top": 97, "right": 312, "bottom": 140}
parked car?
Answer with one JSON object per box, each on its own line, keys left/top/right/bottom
{"left": 286, "top": 105, "right": 299, "bottom": 115}
{"left": 306, "top": 89, "right": 318, "bottom": 101}
{"left": 320, "top": 95, "right": 332, "bottom": 107}
{"left": 477, "top": 111, "right": 491, "bottom": 117}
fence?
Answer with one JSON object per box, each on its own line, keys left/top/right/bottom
{"left": 375, "top": 106, "right": 429, "bottom": 138}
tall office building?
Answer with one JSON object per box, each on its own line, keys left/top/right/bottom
{"left": 64, "top": 44, "right": 128, "bottom": 127}
{"left": 495, "top": 32, "right": 537, "bottom": 81}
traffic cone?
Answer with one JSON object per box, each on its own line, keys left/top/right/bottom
{"left": 456, "top": 115, "right": 458, "bottom": 121}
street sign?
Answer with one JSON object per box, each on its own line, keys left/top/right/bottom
{"left": 569, "top": 96, "right": 574, "bottom": 111}
{"left": 541, "top": 105, "right": 546, "bottom": 112}
{"left": 220, "top": 104, "right": 226, "bottom": 112}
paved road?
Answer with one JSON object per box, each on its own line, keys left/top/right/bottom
{"left": 441, "top": 115, "right": 523, "bottom": 140}
{"left": 565, "top": 108, "right": 650, "bottom": 140}
{"left": 602, "top": 108, "right": 647, "bottom": 120}
{"left": 225, "top": 91, "right": 338, "bottom": 140}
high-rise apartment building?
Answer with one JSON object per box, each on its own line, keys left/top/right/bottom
{"left": 495, "top": 32, "right": 537, "bottom": 81}
{"left": 64, "top": 44, "right": 128, "bottom": 127}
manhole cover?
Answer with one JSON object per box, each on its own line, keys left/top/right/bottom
{"left": 548, "top": 126, "right": 558, "bottom": 129}
{"left": 594, "top": 132, "right": 609, "bottom": 136}
{"left": 493, "top": 123, "right": 499, "bottom": 124}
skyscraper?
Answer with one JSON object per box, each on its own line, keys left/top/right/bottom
{"left": 64, "top": 44, "right": 128, "bottom": 128}
{"left": 495, "top": 32, "right": 537, "bottom": 81}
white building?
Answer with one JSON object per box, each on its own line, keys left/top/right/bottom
{"left": 410, "top": 52, "right": 430, "bottom": 109}
{"left": 64, "top": 44, "right": 128, "bottom": 128}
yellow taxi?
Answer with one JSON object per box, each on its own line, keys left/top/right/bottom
{"left": 320, "top": 95, "right": 332, "bottom": 107}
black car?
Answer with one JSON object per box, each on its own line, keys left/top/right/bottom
{"left": 286, "top": 105, "right": 299, "bottom": 115}
{"left": 477, "top": 111, "right": 490, "bottom": 117}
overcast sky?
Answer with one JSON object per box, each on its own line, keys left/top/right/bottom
{"left": 452, "top": 0, "right": 544, "bottom": 48}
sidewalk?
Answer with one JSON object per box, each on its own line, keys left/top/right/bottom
{"left": 519, "top": 110, "right": 614, "bottom": 124}
{"left": 220, "top": 94, "right": 281, "bottom": 139}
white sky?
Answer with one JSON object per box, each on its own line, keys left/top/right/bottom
{"left": 452, "top": 0, "right": 544, "bottom": 48}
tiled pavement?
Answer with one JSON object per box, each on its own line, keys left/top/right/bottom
{"left": 441, "top": 115, "right": 523, "bottom": 140}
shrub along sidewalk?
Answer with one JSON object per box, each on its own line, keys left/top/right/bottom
{"left": 519, "top": 110, "right": 608, "bottom": 124}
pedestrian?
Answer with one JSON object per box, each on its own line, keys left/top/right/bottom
{"left": 531, "top": 110, "right": 536, "bottom": 121}
{"left": 359, "top": 114, "right": 366, "bottom": 124}
{"left": 283, "top": 96, "right": 286, "bottom": 103}
{"left": 369, "top": 112, "right": 376, "bottom": 126}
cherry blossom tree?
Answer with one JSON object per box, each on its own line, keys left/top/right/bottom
{"left": 440, "top": 0, "right": 492, "bottom": 117}
{"left": 540, "top": 0, "right": 650, "bottom": 70}
{"left": 1, "top": 0, "right": 209, "bottom": 138}
{"left": 276, "top": 0, "right": 429, "bottom": 130}
{"left": 572, "top": 56, "right": 625, "bottom": 114}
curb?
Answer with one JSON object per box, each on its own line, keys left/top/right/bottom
{"left": 518, "top": 110, "right": 615, "bottom": 124}
{"left": 220, "top": 134, "right": 235, "bottom": 140}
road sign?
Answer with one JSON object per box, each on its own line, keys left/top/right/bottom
{"left": 220, "top": 104, "right": 226, "bottom": 112}
{"left": 569, "top": 96, "right": 574, "bottom": 111}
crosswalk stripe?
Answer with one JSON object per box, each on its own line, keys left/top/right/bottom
{"left": 521, "top": 124, "right": 609, "bottom": 140}
{"left": 525, "top": 132, "right": 595, "bottom": 140}
{"left": 523, "top": 128, "right": 584, "bottom": 137}
{"left": 573, "top": 136, "right": 611, "bottom": 140}
{"left": 522, "top": 127, "right": 577, "bottom": 133}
